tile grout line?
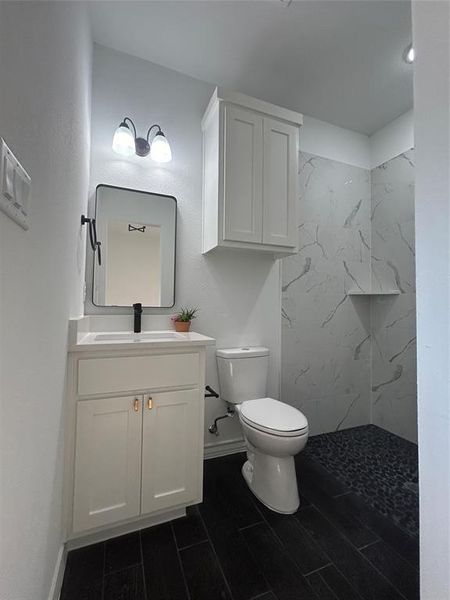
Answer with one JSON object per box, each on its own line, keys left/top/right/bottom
{"left": 138, "top": 531, "right": 148, "bottom": 600}
{"left": 102, "top": 560, "right": 144, "bottom": 576}
{"left": 306, "top": 496, "right": 381, "bottom": 551}
{"left": 293, "top": 509, "right": 366, "bottom": 599}
{"left": 237, "top": 523, "right": 280, "bottom": 599}
{"left": 329, "top": 479, "right": 419, "bottom": 563}
{"left": 357, "top": 539, "right": 380, "bottom": 551}
{"left": 234, "top": 491, "right": 280, "bottom": 598}
{"left": 240, "top": 513, "right": 322, "bottom": 599}
{"left": 237, "top": 520, "right": 265, "bottom": 532}
{"left": 283, "top": 442, "right": 417, "bottom": 596}
{"left": 170, "top": 521, "right": 193, "bottom": 600}
{"left": 176, "top": 537, "right": 210, "bottom": 552}
{"left": 241, "top": 481, "right": 338, "bottom": 597}
{"left": 101, "top": 542, "right": 106, "bottom": 600}
{"left": 332, "top": 491, "right": 352, "bottom": 499}
{"left": 358, "top": 546, "right": 410, "bottom": 600}
{"left": 302, "top": 562, "right": 334, "bottom": 577}
{"left": 196, "top": 509, "right": 238, "bottom": 600}
{"left": 299, "top": 503, "right": 410, "bottom": 600}
{"left": 261, "top": 512, "right": 332, "bottom": 586}
{"left": 326, "top": 487, "right": 419, "bottom": 569}
{"left": 309, "top": 569, "right": 341, "bottom": 600}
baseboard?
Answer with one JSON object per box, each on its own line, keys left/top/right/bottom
{"left": 47, "top": 544, "right": 67, "bottom": 600}
{"left": 204, "top": 437, "right": 246, "bottom": 459}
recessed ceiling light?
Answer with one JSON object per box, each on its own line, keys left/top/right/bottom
{"left": 403, "top": 44, "right": 415, "bottom": 64}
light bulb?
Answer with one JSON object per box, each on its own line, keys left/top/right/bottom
{"left": 403, "top": 44, "right": 415, "bottom": 64}
{"left": 112, "top": 122, "right": 135, "bottom": 156}
{"left": 150, "top": 132, "right": 172, "bottom": 163}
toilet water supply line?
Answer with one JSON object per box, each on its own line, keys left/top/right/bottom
{"left": 205, "top": 385, "right": 235, "bottom": 435}
{"left": 208, "top": 407, "right": 236, "bottom": 436}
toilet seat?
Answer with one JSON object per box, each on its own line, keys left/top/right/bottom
{"left": 240, "top": 397, "right": 308, "bottom": 438}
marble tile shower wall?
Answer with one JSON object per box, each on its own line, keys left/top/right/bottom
{"left": 371, "top": 150, "right": 417, "bottom": 443}
{"left": 281, "top": 150, "right": 417, "bottom": 442}
{"left": 282, "top": 152, "right": 372, "bottom": 436}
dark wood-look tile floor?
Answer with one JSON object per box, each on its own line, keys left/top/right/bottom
{"left": 61, "top": 428, "right": 419, "bottom": 600}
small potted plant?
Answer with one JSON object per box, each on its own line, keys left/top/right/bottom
{"left": 171, "top": 307, "right": 198, "bottom": 333}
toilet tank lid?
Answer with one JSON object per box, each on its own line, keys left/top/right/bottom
{"left": 216, "top": 346, "right": 269, "bottom": 358}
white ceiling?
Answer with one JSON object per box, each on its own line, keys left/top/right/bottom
{"left": 89, "top": 0, "right": 413, "bottom": 135}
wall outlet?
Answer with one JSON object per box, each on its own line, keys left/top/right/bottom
{"left": 0, "top": 138, "right": 31, "bottom": 230}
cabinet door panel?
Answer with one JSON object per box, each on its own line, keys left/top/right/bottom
{"left": 73, "top": 396, "right": 142, "bottom": 533}
{"left": 223, "top": 105, "right": 263, "bottom": 243}
{"left": 141, "top": 389, "right": 201, "bottom": 514}
{"left": 263, "top": 118, "right": 298, "bottom": 247}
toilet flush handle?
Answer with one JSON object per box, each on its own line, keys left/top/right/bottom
{"left": 205, "top": 385, "right": 219, "bottom": 398}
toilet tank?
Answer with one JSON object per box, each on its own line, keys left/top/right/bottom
{"left": 216, "top": 347, "right": 269, "bottom": 404}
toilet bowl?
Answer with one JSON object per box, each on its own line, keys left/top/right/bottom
{"left": 237, "top": 398, "right": 308, "bottom": 513}
{"left": 216, "top": 347, "right": 309, "bottom": 514}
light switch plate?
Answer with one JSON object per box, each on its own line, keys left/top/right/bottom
{"left": 0, "top": 138, "right": 31, "bottom": 230}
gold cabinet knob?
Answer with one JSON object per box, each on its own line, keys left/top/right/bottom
{"left": 134, "top": 398, "right": 140, "bottom": 412}
{"left": 147, "top": 397, "right": 153, "bottom": 410}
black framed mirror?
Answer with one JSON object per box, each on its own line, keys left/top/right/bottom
{"left": 92, "top": 184, "right": 176, "bottom": 308}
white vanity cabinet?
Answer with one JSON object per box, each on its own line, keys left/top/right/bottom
{"left": 64, "top": 337, "right": 213, "bottom": 540}
{"left": 202, "top": 87, "right": 302, "bottom": 255}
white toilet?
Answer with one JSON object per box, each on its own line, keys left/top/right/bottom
{"left": 216, "top": 346, "right": 309, "bottom": 514}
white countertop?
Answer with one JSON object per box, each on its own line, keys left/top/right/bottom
{"left": 69, "top": 330, "right": 216, "bottom": 353}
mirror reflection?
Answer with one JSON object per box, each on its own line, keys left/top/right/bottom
{"left": 93, "top": 185, "right": 176, "bottom": 307}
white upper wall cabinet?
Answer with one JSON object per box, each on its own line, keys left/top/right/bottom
{"left": 202, "top": 88, "right": 302, "bottom": 255}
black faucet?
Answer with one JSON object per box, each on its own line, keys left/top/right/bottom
{"left": 133, "top": 303, "right": 143, "bottom": 333}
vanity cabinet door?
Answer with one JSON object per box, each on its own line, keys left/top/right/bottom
{"left": 141, "top": 389, "right": 202, "bottom": 514}
{"left": 223, "top": 104, "right": 264, "bottom": 243}
{"left": 73, "top": 396, "right": 142, "bottom": 533}
{"left": 262, "top": 117, "right": 298, "bottom": 247}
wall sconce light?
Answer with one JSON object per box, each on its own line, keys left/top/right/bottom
{"left": 112, "top": 117, "right": 172, "bottom": 163}
{"left": 403, "top": 43, "right": 415, "bottom": 64}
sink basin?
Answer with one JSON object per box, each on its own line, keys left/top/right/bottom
{"left": 94, "top": 331, "right": 183, "bottom": 342}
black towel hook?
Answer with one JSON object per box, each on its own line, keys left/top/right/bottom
{"left": 81, "top": 215, "right": 102, "bottom": 266}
